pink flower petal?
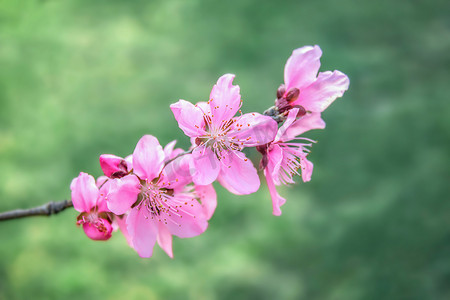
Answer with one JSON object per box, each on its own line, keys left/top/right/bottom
{"left": 300, "top": 156, "right": 314, "bottom": 182}
{"left": 124, "top": 155, "right": 133, "bottom": 172}
{"left": 294, "top": 70, "right": 349, "bottom": 112}
{"left": 264, "top": 169, "right": 286, "bottom": 216}
{"left": 157, "top": 223, "right": 174, "bottom": 258}
{"left": 281, "top": 112, "right": 326, "bottom": 141}
{"left": 170, "top": 100, "right": 206, "bottom": 137}
{"left": 97, "top": 178, "right": 111, "bottom": 212}
{"left": 132, "top": 135, "right": 165, "bottom": 181}
{"left": 218, "top": 151, "right": 260, "bottom": 195}
{"left": 163, "top": 140, "right": 177, "bottom": 158}
{"left": 106, "top": 175, "right": 141, "bottom": 215}
{"left": 266, "top": 144, "right": 283, "bottom": 185}
{"left": 195, "top": 184, "right": 217, "bottom": 220}
{"left": 71, "top": 172, "right": 99, "bottom": 213}
{"left": 127, "top": 207, "right": 158, "bottom": 258}
{"left": 116, "top": 215, "right": 133, "bottom": 248}
{"left": 275, "top": 108, "right": 300, "bottom": 142}
{"left": 229, "top": 113, "right": 278, "bottom": 147}
{"left": 163, "top": 195, "right": 208, "bottom": 238}
{"left": 191, "top": 146, "right": 220, "bottom": 185}
{"left": 284, "top": 45, "right": 322, "bottom": 91}
{"left": 159, "top": 154, "right": 192, "bottom": 189}
{"left": 209, "top": 74, "right": 241, "bottom": 124}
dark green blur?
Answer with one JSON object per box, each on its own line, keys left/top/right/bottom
{"left": 0, "top": 0, "right": 449, "bottom": 299}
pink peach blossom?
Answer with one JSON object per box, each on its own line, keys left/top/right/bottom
{"left": 106, "top": 135, "right": 216, "bottom": 258}
{"left": 259, "top": 108, "right": 325, "bottom": 216}
{"left": 70, "top": 172, "right": 113, "bottom": 240}
{"left": 170, "top": 74, "right": 278, "bottom": 194}
{"left": 276, "top": 45, "right": 349, "bottom": 115}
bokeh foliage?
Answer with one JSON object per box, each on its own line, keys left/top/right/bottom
{"left": 0, "top": 0, "right": 449, "bottom": 299}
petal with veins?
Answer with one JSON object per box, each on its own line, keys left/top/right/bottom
{"left": 294, "top": 70, "right": 349, "bottom": 112}
{"left": 195, "top": 184, "right": 217, "bottom": 220}
{"left": 191, "top": 146, "right": 220, "bottom": 185}
{"left": 133, "top": 135, "right": 165, "bottom": 181}
{"left": 157, "top": 222, "right": 174, "bottom": 258}
{"left": 170, "top": 100, "right": 206, "bottom": 137}
{"left": 127, "top": 207, "right": 158, "bottom": 258}
{"left": 218, "top": 151, "right": 260, "bottom": 195}
{"left": 264, "top": 169, "right": 286, "bottom": 216}
{"left": 71, "top": 172, "right": 99, "bottom": 213}
{"left": 209, "top": 74, "right": 241, "bottom": 124}
{"left": 229, "top": 113, "right": 278, "bottom": 147}
{"left": 106, "top": 175, "right": 140, "bottom": 215}
{"left": 284, "top": 45, "right": 322, "bottom": 91}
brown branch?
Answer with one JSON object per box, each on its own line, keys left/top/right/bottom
{"left": 0, "top": 200, "right": 73, "bottom": 221}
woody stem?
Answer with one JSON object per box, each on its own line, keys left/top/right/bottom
{"left": 0, "top": 200, "right": 73, "bottom": 221}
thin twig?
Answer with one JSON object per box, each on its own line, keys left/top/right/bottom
{"left": 0, "top": 200, "right": 73, "bottom": 221}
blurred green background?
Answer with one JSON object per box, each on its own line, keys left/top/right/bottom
{"left": 0, "top": 0, "right": 449, "bottom": 299}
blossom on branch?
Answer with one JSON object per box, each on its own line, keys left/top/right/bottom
{"left": 71, "top": 172, "right": 113, "bottom": 240}
{"left": 104, "top": 135, "right": 216, "bottom": 258}
{"left": 171, "top": 74, "right": 278, "bottom": 194}
{"left": 60, "top": 45, "right": 350, "bottom": 258}
{"left": 275, "top": 45, "right": 349, "bottom": 118}
{"left": 258, "top": 108, "right": 325, "bottom": 216}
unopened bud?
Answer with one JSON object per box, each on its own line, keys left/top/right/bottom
{"left": 292, "top": 105, "right": 307, "bottom": 117}
{"left": 276, "top": 84, "right": 286, "bottom": 99}
{"left": 285, "top": 88, "right": 300, "bottom": 102}
{"left": 82, "top": 217, "right": 113, "bottom": 241}
{"left": 99, "top": 154, "right": 128, "bottom": 179}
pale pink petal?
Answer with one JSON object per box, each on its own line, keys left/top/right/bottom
{"left": 159, "top": 154, "right": 192, "bottom": 189}
{"left": 294, "top": 70, "right": 349, "bottom": 112}
{"left": 157, "top": 223, "right": 174, "bottom": 258}
{"left": 218, "top": 151, "right": 260, "bottom": 195}
{"left": 163, "top": 140, "right": 177, "bottom": 158}
{"left": 195, "top": 184, "right": 217, "bottom": 220}
{"left": 116, "top": 215, "right": 133, "bottom": 248}
{"left": 266, "top": 144, "right": 283, "bottom": 185}
{"left": 162, "top": 193, "right": 208, "bottom": 238}
{"left": 281, "top": 112, "right": 326, "bottom": 141}
{"left": 264, "top": 169, "right": 286, "bottom": 216}
{"left": 170, "top": 100, "right": 206, "bottom": 137}
{"left": 96, "top": 179, "right": 110, "bottom": 212}
{"left": 106, "top": 175, "right": 140, "bottom": 215}
{"left": 99, "top": 154, "right": 128, "bottom": 178}
{"left": 71, "top": 172, "right": 99, "bottom": 213}
{"left": 209, "top": 74, "right": 241, "bottom": 124}
{"left": 195, "top": 101, "right": 211, "bottom": 116}
{"left": 124, "top": 155, "right": 133, "bottom": 172}
{"left": 127, "top": 207, "right": 158, "bottom": 258}
{"left": 229, "top": 113, "right": 278, "bottom": 147}
{"left": 300, "top": 156, "right": 314, "bottom": 182}
{"left": 191, "top": 146, "right": 220, "bottom": 185}
{"left": 132, "top": 135, "right": 165, "bottom": 181}
{"left": 275, "top": 108, "right": 300, "bottom": 143}
{"left": 284, "top": 45, "right": 322, "bottom": 90}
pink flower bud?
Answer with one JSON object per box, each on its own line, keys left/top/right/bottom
{"left": 99, "top": 154, "right": 128, "bottom": 178}
{"left": 276, "top": 84, "right": 286, "bottom": 99}
{"left": 285, "top": 87, "right": 300, "bottom": 102}
{"left": 81, "top": 217, "right": 113, "bottom": 241}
